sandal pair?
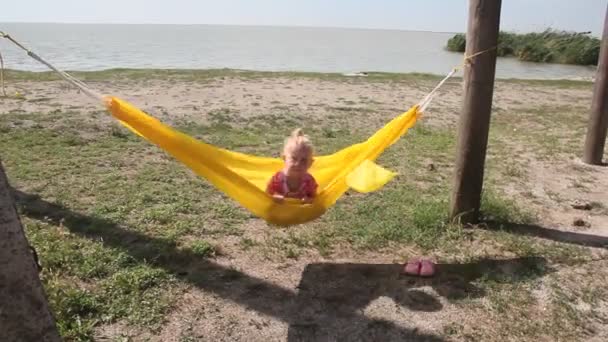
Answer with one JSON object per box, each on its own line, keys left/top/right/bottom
{"left": 403, "top": 258, "right": 436, "bottom": 277}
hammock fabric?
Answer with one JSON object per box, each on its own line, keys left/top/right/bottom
{"left": 106, "top": 97, "right": 420, "bottom": 226}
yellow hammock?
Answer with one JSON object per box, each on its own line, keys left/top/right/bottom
{"left": 105, "top": 97, "right": 421, "bottom": 226}
{"left": 0, "top": 31, "right": 472, "bottom": 227}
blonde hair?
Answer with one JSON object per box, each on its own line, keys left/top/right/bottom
{"left": 283, "top": 128, "right": 313, "bottom": 157}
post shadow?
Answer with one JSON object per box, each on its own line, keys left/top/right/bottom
{"left": 483, "top": 220, "right": 608, "bottom": 249}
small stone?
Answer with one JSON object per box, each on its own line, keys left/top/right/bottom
{"left": 573, "top": 218, "right": 590, "bottom": 227}
{"left": 571, "top": 200, "right": 592, "bottom": 210}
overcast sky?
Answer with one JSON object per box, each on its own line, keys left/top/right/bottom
{"left": 2, "top": 0, "right": 607, "bottom": 36}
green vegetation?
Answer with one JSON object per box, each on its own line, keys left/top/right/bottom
{"left": 3, "top": 67, "right": 596, "bottom": 87}
{"left": 447, "top": 29, "right": 601, "bottom": 65}
{"left": 2, "top": 68, "right": 442, "bottom": 84}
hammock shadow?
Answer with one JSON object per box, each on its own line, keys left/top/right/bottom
{"left": 13, "top": 189, "right": 548, "bottom": 341}
{"left": 482, "top": 220, "right": 608, "bottom": 249}
{"left": 13, "top": 189, "right": 444, "bottom": 341}
{"left": 289, "top": 256, "right": 549, "bottom": 340}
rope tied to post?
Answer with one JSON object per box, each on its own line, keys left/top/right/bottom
{"left": 460, "top": 46, "right": 498, "bottom": 69}
{"left": 418, "top": 45, "right": 497, "bottom": 112}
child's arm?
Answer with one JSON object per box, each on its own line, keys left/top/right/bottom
{"left": 301, "top": 175, "right": 318, "bottom": 204}
{"left": 266, "top": 173, "right": 285, "bottom": 203}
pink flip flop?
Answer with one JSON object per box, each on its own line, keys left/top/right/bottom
{"left": 420, "top": 259, "right": 436, "bottom": 277}
{"left": 403, "top": 258, "right": 436, "bottom": 277}
{"left": 404, "top": 258, "right": 421, "bottom": 276}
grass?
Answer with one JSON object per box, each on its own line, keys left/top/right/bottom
{"left": 1, "top": 72, "right": 605, "bottom": 340}
{"left": 6, "top": 66, "right": 591, "bottom": 88}
{"left": 28, "top": 220, "right": 177, "bottom": 340}
{"left": 190, "top": 240, "right": 217, "bottom": 257}
{"left": 480, "top": 189, "right": 535, "bottom": 224}
{"left": 447, "top": 28, "right": 601, "bottom": 65}
{"left": 322, "top": 184, "right": 450, "bottom": 250}
{"left": 2, "top": 68, "right": 442, "bottom": 84}
{"left": 489, "top": 104, "right": 590, "bottom": 158}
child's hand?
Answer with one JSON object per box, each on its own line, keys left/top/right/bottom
{"left": 301, "top": 196, "right": 314, "bottom": 204}
{"left": 103, "top": 96, "right": 113, "bottom": 108}
{"left": 272, "top": 194, "right": 285, "bottom": 203}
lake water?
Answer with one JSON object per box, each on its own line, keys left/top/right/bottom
{"left": 0, "top": 23, "right": 598, "bottom": 80}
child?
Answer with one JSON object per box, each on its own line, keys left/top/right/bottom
{"left": 266, "top": 128, "right": 318, "bottom": 204}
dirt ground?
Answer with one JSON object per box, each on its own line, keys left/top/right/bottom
{"left": 2, "top": 73, "right": 607, "bottom": 341}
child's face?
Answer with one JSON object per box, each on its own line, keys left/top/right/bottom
{"left": 284, "top": 146, "right": 313, "bottom": 175}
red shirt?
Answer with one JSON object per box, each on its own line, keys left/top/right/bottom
{"left": 266, "top": 171, "right": 318, "bottom": 198}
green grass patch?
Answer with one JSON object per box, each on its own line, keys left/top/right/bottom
{"left": 480, "top": 189, "right": 535, "bottom": 224}
{"left": 3, "top": 68, "right": 443, "bottom": 84}
{"left": 489, "top": 105, "right": 589, "bottom": 157}
{"left": 26, "top": 220, "right": 176, "bottom": 340}
{"left": 189, "top": 240, "right": 216, "bottom": 257}
{"left": 323, "top": 185, "right": 451, "bottom": 250}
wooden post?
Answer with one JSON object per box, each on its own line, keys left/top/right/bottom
{"left": 0, "top": 161, "right": 61, "bottom": 341}
{"left": 583, "top": 5, "right": 608, "bottom": 165}
{"left": 450, "top": 0, "right": 502, "bottom": 224}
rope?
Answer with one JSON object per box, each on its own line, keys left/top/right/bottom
{"left": 461, "top": 45, "right": 498, "bottom": 68}
{"left": 418, "top": 45, "right": 497, "bottom": 113}
{"left": 0, "top": 48, "right": 6, "bottom": 97}
{"left": 418, "top": 67, "right": 457, "bottom": 112}
{"left": 0, "top": 31, "right": 104, "bottom": 102}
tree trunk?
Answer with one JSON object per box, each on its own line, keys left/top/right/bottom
{"left": 583, "top": 4, "right": 608, "bottom": 165}
{"left": 450, "top": 0, "right": 502, "bottom": 224}
{"left": 0, "top": 160, "right": 61, "bottom": 341}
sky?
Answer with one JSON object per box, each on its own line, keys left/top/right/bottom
{"left": 2, "top": 0, "right": 607, "bottom": 37}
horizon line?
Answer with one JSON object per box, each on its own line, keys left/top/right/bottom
{"left": 1, "top": 21, "right": 599, "bottom": 38}
{"left": 0, "top": 21, "right": 463, "bottom": 34}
